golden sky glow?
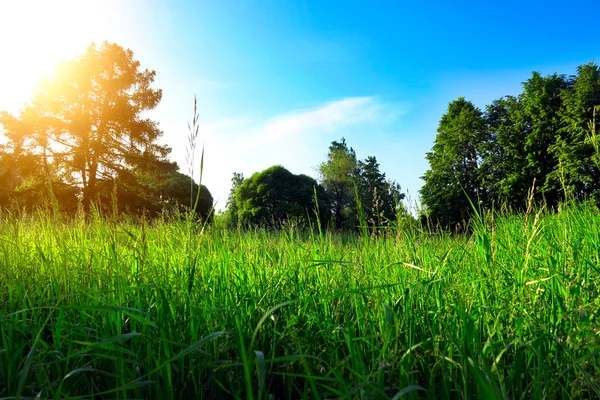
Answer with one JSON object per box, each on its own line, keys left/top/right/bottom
{"left": 0, "top": 0, "right": 131, "bottom": 113}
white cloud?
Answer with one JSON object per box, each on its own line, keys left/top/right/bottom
{"left": 259, "top": 97, "right": 381, "bottom": 141}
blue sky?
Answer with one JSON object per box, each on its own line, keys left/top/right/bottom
{"left": 1, "top": 0, "right": 599, "bottom": 210}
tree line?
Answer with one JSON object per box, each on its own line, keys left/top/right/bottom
{"left": 3, "top": 41, "right": 597, "bottom": 231}
{"left": 421, "top": 64, "right": 600, "bottom": 229}
{"left": 222, "top": 138, "right": 406, "bottom": 230}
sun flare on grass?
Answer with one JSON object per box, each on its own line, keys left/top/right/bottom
{"left": 0, "top": 0, "right": 124, "bottom": 113}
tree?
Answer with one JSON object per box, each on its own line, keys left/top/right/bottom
{"left": 519, "top": 72, "right": 570, "bottom": 206}
{"left": 236, "top": 165, "right": 329, "bottom": 228}
{"left": 356, "top": 156, "right": 405, "bottom": 226}
{"left": 552, "top": 63, "right": 600, "bottom": 202}
{"left": 160, "top": 171, "right": 214, "bottom": 221}
{"left": 0, "top": 113, "right": 78, "bottom": 212}
{"left": 0, "top": 41, "right": 171, "bottom": 214}
{"left": 420, "top": 97, "right": 487, "bottom": 230}
{"left": 421, "top": 63, "right": 599, "bottom": 228}
{"left": 223, "top": 172, "right": 244, "bottom": 227}
{"left": 318, "top": 138, "right": 359, "bottom": 230}
{"left": 481, "top": 95, "right": 531, "bottom": 210}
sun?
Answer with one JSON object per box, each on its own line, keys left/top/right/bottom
{"left": 0, "top": 0, "right": 120, "bottom": 113}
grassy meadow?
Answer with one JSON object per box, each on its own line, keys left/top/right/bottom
{"left": 0, "top": 205, "right": 599, "bottom": 399}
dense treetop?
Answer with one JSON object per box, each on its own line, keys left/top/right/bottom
{"left": 234, "top": 165, "right": 329, "bottom": 228}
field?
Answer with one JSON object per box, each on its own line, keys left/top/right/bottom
{"left": 1, "top": 205, "right": 599, "bottom": 399}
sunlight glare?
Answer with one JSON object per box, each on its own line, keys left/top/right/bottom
{"left": 0, "top": 0, "right": 127, "bottom": 114}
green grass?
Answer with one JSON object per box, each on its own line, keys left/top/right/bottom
{"left": 0, "top": 205, "right": 599, "bottom": 399}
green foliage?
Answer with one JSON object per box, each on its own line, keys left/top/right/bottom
{"left": 236, "top": 165, "right": 329, "bottom": 228}
{"left": 421, "top": 97, "right": 487, "bottom": 229}
{"left": 160, "top": 170, "right": 214, "bottom": 221}
{"left": 1, "top": 204, "right": 599, "bottom": 398}
{"left": 318, "top": 138, "right": 359, "bottom": 230}
{"left": 480, "top": 71, "right": 569, "bottom": 210}
{"left": 481, "top": 95, "right": 530, "bottom": 208}
{"left": 423, "top": 63, "right": 600, "bottom": 228}
{"left": 319, "top": 138, "right": 405, "bottom": 231}
{"left": 552, "top": 63, "right": 600, "bottom": 202}
{"left": 0, "top": 130, "right": 79, "bottom": 213}
{"left": 356, "top": 155, "right": 406, "bottom": 227}
{"left": 222, "top": 171, "right": 244, "bottom": 228}
{"left": 519, "top": 72, "right": 569, "bottom": 205}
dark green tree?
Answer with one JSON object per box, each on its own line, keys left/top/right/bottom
{"left": 356, "top": 156, "right": 405, "bottom": 226}
{"left": 519, "top": 72, "right": 570, "bottom": 206}
{"left": 422, "top": 63, "right": 600, "bottom": 228}
{"left": 481, "top": 96, "right": 531, "bottom": 209}
{"left": 420, "top": 97, "right": 487, "bottom": 230}
{"left": 223, "top": 172, "right": 244, "bottom": 227}
{"left": 160, "top": 170, "right": 214, "bottom": 221}
{"left": 236, "top": 165, "right": 329, "bottom": 228}
{"left": 551, "top": 63, "right": 600, "bottom": 202}
{"left": 318, "top": 138, "right": 359, "bottom": 230}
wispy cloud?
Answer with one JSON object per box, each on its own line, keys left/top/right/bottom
{"left": 259, "top": 97, "right": 384, "bottom": 141}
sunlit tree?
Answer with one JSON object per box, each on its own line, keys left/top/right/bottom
{"left": 0, "top": 41, "right": 172, "bottom": 213}
{"left": 481, "top": 96, "right": 531, "bottom": 209}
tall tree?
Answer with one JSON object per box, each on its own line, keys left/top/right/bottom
{"left": 356, "top": 156, "right": 405, "bottom": 226}
{"left": 422, "top": 63, "right": 599, "bottom": 227}
{"left": 0, "top": 41, "right": 171, "bottom": 212}
{"left": 481, "top": 96, "right": 531, "bottom": 209}
{"left": 420, "top": 97, "right": 487, "bottom": 230}
{"left": 552, "top": 63, "right": 600, "bottom": 202}
{"left": 318, "top": 138, "right": 359, "bottom": 230}
{"left": 519, "top": 72, "right": 570, "bottom": 206}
